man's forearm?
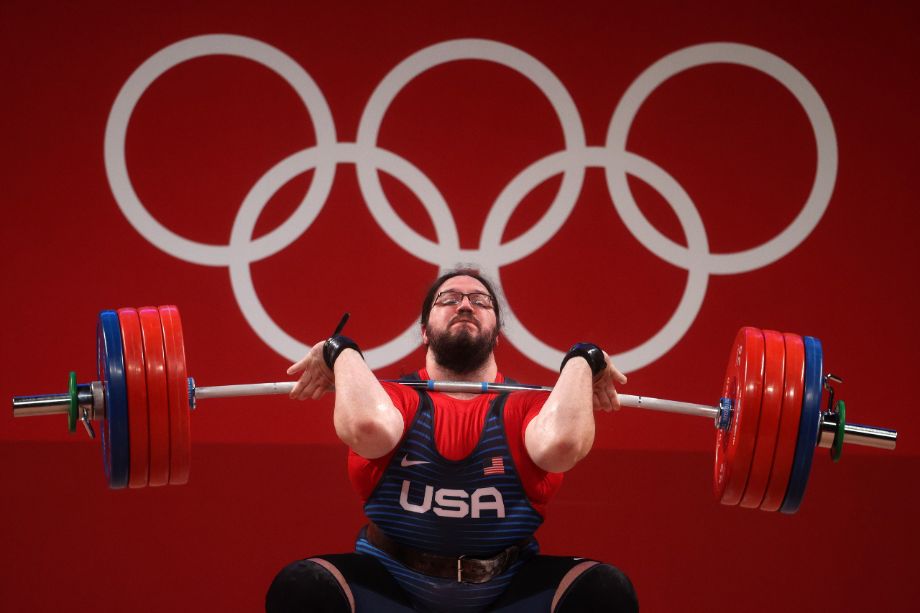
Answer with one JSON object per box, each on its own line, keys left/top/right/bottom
{"left": 524, "top": 357, "right": 596, "bottom": 473}
{"left": 332, "top": 349, "right": 404, "bottom": 459}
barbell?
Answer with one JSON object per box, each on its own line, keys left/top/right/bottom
{"left": 11, "top": 305, "right": 897, "bottom": 513}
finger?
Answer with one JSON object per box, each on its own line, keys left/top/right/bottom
{"left": 602, "top": 351, "right": 627, "bottom": 385}
{"left": 595, "top": 386, "right": 612, "bottom": 412}
{"left": 603, "top": 380, "right": 621, "bottom": 412}
{"left": 287, "top": 355, "right": 310, "bottom": 376}
{"left": 610, "top": 364, "right": 627, "bottom": 385}
{"left": 608, "top": 386, "right": 621, "bottom": 412}
{"left": 298, "top": 383, "right": 315, "bottom": 401}
{"left": 291, "top": 370, "right": 316, "bottom": 400}
{"left": 604, "top": 391, "right": 616, "bottom": 413}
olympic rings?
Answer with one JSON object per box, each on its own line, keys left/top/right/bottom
{"left": 103, "top": 35, "right": 836, "bottom": 372}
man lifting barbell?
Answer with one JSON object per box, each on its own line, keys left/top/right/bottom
{"left": 266, "top": 267, "right": 640, "bottom": 612}
{"left": 10, "top": 272, "right": 900, "bottom": 609}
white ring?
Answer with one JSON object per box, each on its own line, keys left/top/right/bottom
{"left": 356, "top": 38, "right": 586, "bottom": 268}
{"left": 227, "top": 143, "right": 457, "bottom": 367}
{"left": 481, "top": 147, "right": 710, "bottom": 372}
{"left": 606, "top": 42, "right": 836, "bottom": 275}
{"left": 104, "top": 34, "right": 338, "bottom": 266}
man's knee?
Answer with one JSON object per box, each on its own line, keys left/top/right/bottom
{"left": 265, "top": 558, "right": 352, "bottom": 613}
{"left": 554, "top": 563, "right": 639, "bottom": 613}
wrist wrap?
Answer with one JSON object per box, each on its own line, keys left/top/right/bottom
{"left": 560, "top": 342, "right": 607, "bottom": 377}
{"left": 323, "top": 335, "right": 363, "bottom": 370}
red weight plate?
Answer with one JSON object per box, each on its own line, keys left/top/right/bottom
{"left": 739, "top": 329, "right": 785, "bottom": 508}
{"left": 117, "top": 308, "right": 149, "bottom": 488}
{"left": 139, "top": 307, "right": 170, "bottom": 487}
{"left": 761, "top": 333, "right": 805, "bottom": 511}
{"left": 159, "top": 305, "right": 191, "bottom": 485}
{"left": 714, "top": 327, "right": 764, "bottom": 505}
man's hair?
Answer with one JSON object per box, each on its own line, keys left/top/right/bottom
{"left": 420, "top": 268, "right": 502, "bottom": 329}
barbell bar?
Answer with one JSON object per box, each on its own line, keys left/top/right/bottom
{"left": 10, "top": 306, "right": 898, "bottom": 513}
{"left": 191, "top": 382, "right": 890, "bottom": 446}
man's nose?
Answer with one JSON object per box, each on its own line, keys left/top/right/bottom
{"left": 456, "top": 296, "right": 475, "bottom": 311}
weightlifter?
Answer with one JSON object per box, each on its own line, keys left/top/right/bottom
{"left": 266, "top": 268, "right": 639, "bottom": 612}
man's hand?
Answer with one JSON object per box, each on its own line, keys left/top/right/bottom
{"left": 592, "top": 352, "right": 627, "bottom": 413}
{"left": 287, "top": 341, "right": 335, "bottom": 400}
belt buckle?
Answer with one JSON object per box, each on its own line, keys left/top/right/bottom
{"left": 456, "top": 555, "right": 466, "bottom": 583}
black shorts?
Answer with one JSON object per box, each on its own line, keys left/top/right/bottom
{"left": 266, "top": 551, "right": 638, "bottom": 612}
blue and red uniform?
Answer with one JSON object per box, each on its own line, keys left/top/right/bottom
{"left": 351, "top": 371, "right": 559, "bottom": 611}
{"left": 349, "top": 370, "right": 561, "bottom": 518}
{"left": 266, "top": 371, "right": 638, "bottom": 612}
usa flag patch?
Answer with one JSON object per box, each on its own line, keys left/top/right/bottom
{"left": 483, "top": 456, "right": 505, "bottom": 476}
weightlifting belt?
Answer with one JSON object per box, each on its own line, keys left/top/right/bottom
{"left": 365, "top": 522, "right": 532, "bottom": 584}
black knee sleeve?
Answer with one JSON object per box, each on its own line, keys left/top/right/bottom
{"left": 555, "top": 563, "right": 639, "bottom": 613}
{"left": 266, "top": 559, "right": 351, "bottom": 613}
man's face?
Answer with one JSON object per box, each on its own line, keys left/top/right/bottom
{"left": 422, "top": 275, "right": 499, "bottom": 374}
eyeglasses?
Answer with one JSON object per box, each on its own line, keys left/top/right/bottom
{"left": 433, "top": 290, "right": 494, "bottom": 309}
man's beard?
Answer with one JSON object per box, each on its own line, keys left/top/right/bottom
{"left": 426, "top": 321, "right": 498, "bottom": 375}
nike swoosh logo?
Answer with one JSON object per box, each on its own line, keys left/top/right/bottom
{"left": 400, "top": 454, "right": 430, "bottom": 467}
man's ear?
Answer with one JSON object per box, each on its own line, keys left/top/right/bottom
{"left": 420, "top": 324, "right": 429, "bottom": 345}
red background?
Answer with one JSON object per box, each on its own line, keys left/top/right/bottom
{"left": 2, "top": 1, "right": 918, "bottom": 611}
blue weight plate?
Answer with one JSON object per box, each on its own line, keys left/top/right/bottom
{"left": 780, "top": 335, "right": 823, "bottom": 513}
{"left": 97, "top": 318, "right": 111, "bottom": 483}
{"left": 97, "top": 310, "right": 129, "bottom": 489}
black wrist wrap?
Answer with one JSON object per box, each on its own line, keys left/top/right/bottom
{"left": 560, "top": 342, "right": 607, "bottom": 377}
{"left": 323, "top": 335, "right": 363, "bottom": 370}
